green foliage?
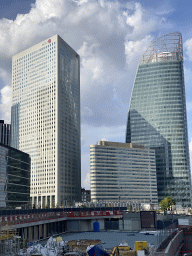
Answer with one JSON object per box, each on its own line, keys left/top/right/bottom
{"left": 159, "top": 198, "right": 168, "bottom": 212}
{"left": 129, "top": 204, "right": 132, "bottom": 212}
{"left": 159, "top": 196, "right": 175, "bottom": 212}
{"left": 80, "top": 205, "right": 87, "bottom": 208}
{"left": 166, "top": 196, "right": 175, "bottom": 209}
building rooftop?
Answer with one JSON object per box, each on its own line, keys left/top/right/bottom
{"left": 94, "top": 141, "right": 146, "bottom": 150}
{"left": 140, "top": 32, "right": 183, "bottom": 64}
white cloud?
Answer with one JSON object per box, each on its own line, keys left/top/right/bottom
{"left": 184, "top": 38, "right": 192, "bottom": 61}
{"left": 73, "top": 0, "right": 89, "bottom": 6}
{"left": 0, "top": 0, "right": 168, "bottom": 127}
{"left": 0, "top": 0, "right": 173, "bottom": 187}
{"left": 82, "top": 172, "right": 90, "bottom": 189}
{"left": 0, "top": 68, "right": 12, "bottom": 123}
{"left": 125, "top": 3, "right": 143, "bottom": 28}
{"left": 155, "top": 0, "right": 175, "bottom": 16}
{"left": 186, "top": 102, "right": 192, "bottom": 112}
{"left": 0, "top": 85, "right": 11, "bottom": 123}
{"left": 125, "top": 35, "right": 152, "bottom": 72}
{"left": 184, "top": 67, "right": 192, "bottom": 86}
{"left": 189, "top": 138, "right": 192, "bottom": 154}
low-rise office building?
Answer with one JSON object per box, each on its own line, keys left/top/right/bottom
{"left": 90, "top": 141, "right": 158, "bottom": 205}
{"left": 0, "top": 143, "right": 30, "bottom": 208}
{"left": 81, "top": 188, "right": 91, "bottom": 203}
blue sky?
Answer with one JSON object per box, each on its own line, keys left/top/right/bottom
{"left": 0, "top": 0, "right": 192, "bottom": 189}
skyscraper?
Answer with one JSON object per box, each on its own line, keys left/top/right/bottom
{"left": 126, "top": 32, "right": 191, "bottom": 206}
{"left": 11, "top": 35, "right": 81, "bottom": 207}
{"left": 0, "top": 120, "right": 11, "bottom": 146}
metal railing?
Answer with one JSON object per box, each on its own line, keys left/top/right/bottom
{"left": 154, "top": 223, "right": 178, "bottom": 251}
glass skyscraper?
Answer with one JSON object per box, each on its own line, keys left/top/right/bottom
{"left": 11, "top": 35, "right": 81, "bottom": 207}
{"left": 126, "top": 32, "right": 191, "bottom": 206}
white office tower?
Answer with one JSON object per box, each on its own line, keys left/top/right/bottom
{"left": 11, "top": 35, "right": 81, "bottom": 207}
{"left": 90, "top": 141, "right": 158, "bottom": 205}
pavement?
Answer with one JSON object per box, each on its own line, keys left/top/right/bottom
{"left": 57, "top": 231, "right": 156, "bottom": 249}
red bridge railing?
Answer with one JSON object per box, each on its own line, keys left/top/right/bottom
{"left": 0, "top": 210, "right": 123, "bottom": 227}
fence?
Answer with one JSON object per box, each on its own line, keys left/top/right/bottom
{"left": 154, "top": 223, "right": 178, "bottom": 251}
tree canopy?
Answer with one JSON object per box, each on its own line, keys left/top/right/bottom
{"left": 159, "top": 196, "right": 175, "bottom": 212}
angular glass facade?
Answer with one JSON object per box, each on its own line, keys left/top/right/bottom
{"left": 126, "top": 32, "right": 191, "bottom": 206}
{"left": 0, "top": 143, "right": 30, "bottom": 208}
{"left": 11, "top": 35, "right": 81, "bottom": 207}
{"left": 90, "top": 141, "right": 158, "bottom": 205}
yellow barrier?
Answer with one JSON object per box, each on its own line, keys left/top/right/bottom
{"left": 134, "top": 241, "right": 148, "bottom": 253}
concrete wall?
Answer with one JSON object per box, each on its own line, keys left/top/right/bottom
{"left": 67, "top": 219, "right": 104, "bottom": 232}
{"left": 123, "top": 212, "right": 141, "bottom": 231}
{"left": 123, "top": 219, "right": 140, "bottom": 231}
{"left": 119, "top": 219, "right": 123, "bottom": 230}
{"left": 80, "top": 220, "right": 91, "bottom": 231}
{"left": 67, "top": 220, "right": 79, "bottom": 232}
{"left": 123, "top": 212, "right": 140, "bottom": 220}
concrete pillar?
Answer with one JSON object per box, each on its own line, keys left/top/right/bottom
{"left": 55, "top": 222, "right": 57, "bottom": 233}
{"left": 55, "top": 221, "right": 59, "bottom": 233}
{"left": 50, "top": 222, "right": 54, "bottom": 235}
{"left": 56, "top": 221, "right": 61, "bottom": 233}
{"left": 24, "top": 227, "right": 27, "bottom": 240}
{"left": 29, "top": 226, "right": 33, "bottom": 241}
{"left": 34, "top": 225, "right": 39, "bottom": 240}
{"left": 63, "top": 221, "right": 66, "bottom": 232}
{"left": 48, "top": 223, "right": 52, "bottom": 236}
{"left": 44, "top": 224, "right": 47, "bottom": 238}
{"left": 59, "top": 221, "right": 63, "bottom": 233}
{"left": 39, "top": 225, "right": 43, "bottom": 239}
{"left": 53, "top": 222, "right": 56, "bottom": 234}
{"left": 20, "top": 227, "right": 24, "bottom": 239}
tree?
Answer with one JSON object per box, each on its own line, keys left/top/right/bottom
{"left": 80, "top": 205, "right": 87, "bottom": 208}
{"left": 159, "top": 196, "right": 175, "bottom": 213}
{"left": 159, "top": 198, "right": 168, "bottom": 213}
{"left": 166, "top": 196, "right": 175, "bottom": 211}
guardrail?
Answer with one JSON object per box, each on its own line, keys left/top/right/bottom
{"left": 0, "top": 210, "right": 123, "bottom": 228}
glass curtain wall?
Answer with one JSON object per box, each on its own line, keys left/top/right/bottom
{"left": 126, "top": 32, "right": 191, "bottom": 206}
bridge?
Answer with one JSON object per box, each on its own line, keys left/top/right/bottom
{"left": 1, "top": 208, "right": 192, "bottom": 255}
{"left": 0, "top": 207, "right": 124, "bottom": 241}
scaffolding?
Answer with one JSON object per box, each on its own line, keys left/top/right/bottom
{"left": 0, "top": 218, "right": 20, "bottom": 255}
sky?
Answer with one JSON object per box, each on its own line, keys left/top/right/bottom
{"left": 1, "top": 0, "right": 192, "bottom": 189}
